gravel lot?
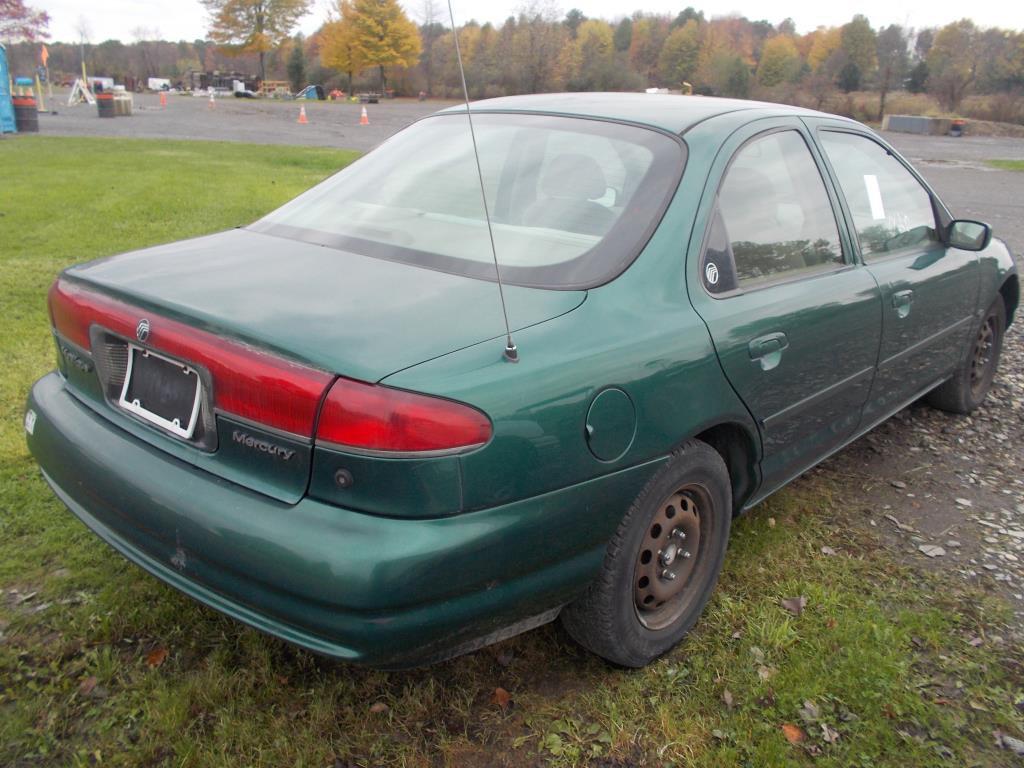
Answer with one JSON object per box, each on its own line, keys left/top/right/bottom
{"left": 829, "top": 132, "right": 1024, "bottom": 625}
{"left": 27, "top": 92, "right": 1024, "bottom": 621}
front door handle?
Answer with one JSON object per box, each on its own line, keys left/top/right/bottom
{"left": 748, "top": 332, "right": 789, "bottom": 371}
{"left": 893, "top": 290, "right": 914, "bottom": 319}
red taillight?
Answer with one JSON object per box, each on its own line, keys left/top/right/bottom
{"left": 48, "top": 278, "right": 333, "bottom": 437}
{"left": 316, "top": 377, "right": 491, "bottom": 453}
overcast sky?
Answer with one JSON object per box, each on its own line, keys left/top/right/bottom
{"left": 40, "top": 0, "right": 1024, "bottom": 45}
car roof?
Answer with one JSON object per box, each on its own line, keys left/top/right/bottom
{"left": 437, "top": 92, "right": 842, "bottom": 135}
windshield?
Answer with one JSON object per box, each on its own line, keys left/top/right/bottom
{"left": 251, "top": 112, "right": 685, "bottom": 289}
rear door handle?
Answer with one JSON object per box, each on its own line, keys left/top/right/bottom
{"left": 893, "top": 290, "right": 914, "bottom": 319}
{"left": 748, "top": 332, "right": 789, "bottom": 371}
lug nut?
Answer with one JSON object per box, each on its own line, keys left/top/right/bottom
{"left": 671, "top": 528, "right": 686, "bottom": 541}
{"left": 660, "top": 569, "right": 676, "bottom": 581}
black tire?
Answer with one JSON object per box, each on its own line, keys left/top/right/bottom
{"left": 561, "top": 440, "right": 731, "bottom": 667}
{"left": 927, "top": 295, "right": 1006, "bottom": 415}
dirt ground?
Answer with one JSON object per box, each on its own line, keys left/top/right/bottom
{"left": 26, "top": 91, "right": 1024, "bottom": 624}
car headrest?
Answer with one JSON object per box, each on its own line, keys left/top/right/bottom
{"left": 541, "top": 153, "right": 608, "bottom": 200}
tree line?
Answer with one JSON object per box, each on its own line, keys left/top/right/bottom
{"left": 4, "top": 0, "right": 1023, "bottom": 121}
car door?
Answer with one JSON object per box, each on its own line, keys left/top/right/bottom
{"left": 687, "top": 121, "right": 882, "bottom": 496}
{"left": 810, "top": 125, "right": 980, "bottom": 424}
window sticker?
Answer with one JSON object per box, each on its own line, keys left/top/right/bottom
{"left": 863, "top": 174, "right": 885, "bottom": 220}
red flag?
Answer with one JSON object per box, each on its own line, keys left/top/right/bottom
{"left": 40, "top": 45, "right": 49, "bottom": 67}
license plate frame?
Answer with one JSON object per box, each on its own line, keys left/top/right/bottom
{"left": 118, "top": 345, "right": 203, "bottom": 440}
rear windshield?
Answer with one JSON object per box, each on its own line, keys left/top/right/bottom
{"left": 251, "top": 112, "right": 685, "bottom": 289}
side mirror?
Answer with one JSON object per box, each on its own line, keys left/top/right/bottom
{"left": 947, "top": 219, "right": 992, "bottom": 251}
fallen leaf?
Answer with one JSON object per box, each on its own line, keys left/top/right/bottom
{"left": 730, "top": 630, "right": 742, "bottom": 640}
{"left": 918, "top": 544, "right": 946, "bottom": 558}
{"left": 780, "top": 596, "right": 807, "bottom": 616}
{"left": 757, "top": 665, "right": 777, "bottom": 682}
{"left": 493, "top": 687, "right": 511, "bottom": 709}
{"left": 767, "top": 517, "right": 776, "bottom": 528}
{"left": 821, "top": 723, "right": 840, "bottom": 743}
{"left": 78, "top": 676, "right": 98, "bottom": 696}
{"left": 820, "top": 546, "right": 837, "bottom": 556}
{"left": 799, "top": 700, "right": 820, "bottom": 722}
{"left": 145, "top": 647, "right": 168, "bottom": 669}
{"left": 955, "top": 498, "right": 973, "bottom": 508}
{"left": 722, "top": 689, "right": 734, "bottom": 710}
{"left": 781, "top": 723, "right": 806, "bottom": 744}
{"left": 891, "top": 480, "right": 907, "bottom": 489}
{"left": 749, "top": 646, "right": 765, "bottom": 664}
{"left": 825, "top": 617, "right": 838, "bottom": 629}
{"left": 369, "top": 702, "right": 389, "bottom": 714}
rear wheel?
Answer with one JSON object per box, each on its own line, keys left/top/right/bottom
{"left": 927, "top": 295, "right": 1006, "bottom": 414}
{"left": 561, "top": 440, "right": 731, "bottom": 667}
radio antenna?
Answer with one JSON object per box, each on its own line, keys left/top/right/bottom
{"left": 446, "top": 0, "right": 518, "bottom": 362}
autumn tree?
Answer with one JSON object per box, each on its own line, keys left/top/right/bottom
{"left": 807, "top": 26, "right": 841, "bottom": 72}
{"left": 629, "top": 15, "right": 670, "bottom": 84}
{"left": 287, "top": 34, "right": 306, "bottom": 89}
{"left": 0, "top": 0, "right": 49, "bottom": 42}
{"left": 875, "top": 24, "right": 908, "bottom": 119}
{"left": 563, "top": 8, "right": 585, "bottom": 39}
{"left": 658, "top": 19, "right": 702, "bottom": 87}
{"left": 928, "top": 19, "right": 979, "bottom": 111}
{"left": 757, "top": 35, "right": 800, "bottom": 87}
{"left": 320, "top": 0, "right": 363, "bottom": 93}
{"left": 839, "top": 14, "right": 876, "bottom": 89}
{"left": 202, "top": 0, "right": 311, "bottom": 80}
{"left": 613, "top": 17, "right": 632, "bottom": 52}
{"left": 350, "top": 0, "right": 421, "bottom": 92}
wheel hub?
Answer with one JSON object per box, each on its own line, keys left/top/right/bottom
{"left": 634, "top": 489, "right": 704, "bottom": 629}
{"left": 969, "top": 316, "right": 996, "bottom": 393}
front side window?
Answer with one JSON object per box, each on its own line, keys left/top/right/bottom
{"left": 819, "top": 131, "right": 938, "bottom": 261}
{"left": 705, "top": 130, "right": 844, "bottom": 293}
{"left": 252, "top": 113, "right": 685, "bottom": 289}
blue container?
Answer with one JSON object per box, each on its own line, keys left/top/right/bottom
{"left": 0, "top": 43, "right": 16, "bottom": 133}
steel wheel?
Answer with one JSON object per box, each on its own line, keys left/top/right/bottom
{"left": 561, "top": 440, "right": 732, "bottom": 667}
{"left": 969, "top": 313, "right": 997, "bottom": 398}
{"left": 633, "top": 486, "right": 711, "bottom": 630}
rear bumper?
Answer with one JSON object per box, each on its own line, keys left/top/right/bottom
{"left": 26, "top": 373, "right": 661, "bottom": 667}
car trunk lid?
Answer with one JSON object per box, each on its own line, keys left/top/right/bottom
{"left": 53, "top": 228, "right": 585, "bottom": 503}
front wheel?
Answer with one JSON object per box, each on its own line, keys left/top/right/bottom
{"left": 561, "top": 440, "right": 731, "bottom": 667}
{"left": 927, "top": 295, "right": 1006, "bottom": 414}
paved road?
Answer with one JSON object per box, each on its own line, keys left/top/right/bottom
{"left": 884, "top": 132, "right": 1024, "bottom": 256}
{"left": 35, "top": 89, "right": 448, "bottom": 153}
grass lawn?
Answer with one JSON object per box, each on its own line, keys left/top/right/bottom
{"left": 987, "top": 160, "right": 1024, "bottom": 172}
{"left": 2, "top": 136, "right": 1023, "bottom": 767}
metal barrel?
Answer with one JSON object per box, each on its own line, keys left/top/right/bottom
{"left": 12, "top": 96, "right": 38, "bottom": 132}
{"left": 97, "top": 92, "right": 115, "bottom": 118}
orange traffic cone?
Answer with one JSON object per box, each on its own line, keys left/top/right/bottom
{"left": 359, "top": 106, "right": 369, "bottom": 125}
{"left": 297, "top": 105, "right": 309, "bottom": 124}
{"left": 159, "top": 91, "right": 167, "bottom": 108}
{"left": 207, "top": 90, "right": 215, "bottom": 109}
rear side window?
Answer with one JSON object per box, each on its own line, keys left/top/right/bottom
{"left": 819, "top": 131, "right": 938, "bottom": 261}
{"left": 705, "top": 130, "right": 844, "bottom": 293}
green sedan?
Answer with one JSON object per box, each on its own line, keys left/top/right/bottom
{"left": 25, "top": 94, "right": 1019, "bottom": 668}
